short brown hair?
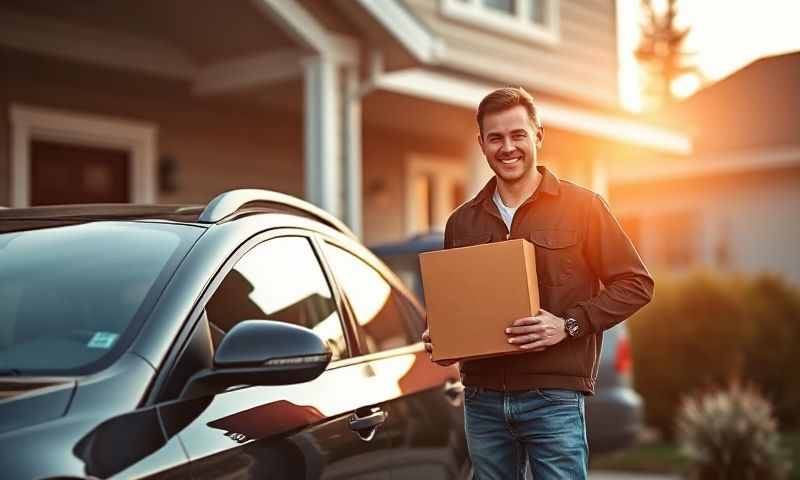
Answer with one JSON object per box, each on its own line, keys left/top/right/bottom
{"left": 477, "top": 87, "right": 542, "bottom": 138}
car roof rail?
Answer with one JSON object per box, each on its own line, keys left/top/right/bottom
{"left": 199, "top": 189, "right": 355, "bottom": 238}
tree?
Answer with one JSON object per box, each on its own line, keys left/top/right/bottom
{"left": 634, "top": 0, "right": 701, "bottom": 109}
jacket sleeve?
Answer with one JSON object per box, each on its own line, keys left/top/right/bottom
{"left": 443, "top": 215, "right": 456, "bottom": 250}
{"left": 564, "top": 194, "right": 654, "bottom": 336}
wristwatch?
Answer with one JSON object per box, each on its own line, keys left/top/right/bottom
{"left": 564, "top": 317, "right": 580, "bottom": 338}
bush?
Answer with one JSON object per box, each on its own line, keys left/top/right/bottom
{"left": 676, "top": 383, "right": 791, "bottom": 480}
{"left": 627, "top": 270, "right": 800, "bottom": 436}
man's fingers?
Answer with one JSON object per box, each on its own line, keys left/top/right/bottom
{"left": 519, "top": 338, "right": 551, "bottom": 350}
{"left": 505, "top": 324, "right": 547, "bottom": 336}
{"left": 507, "top": 333, "right": 544, "bottom": 344}
{"left": 510, "top": 317, "right": 542, "bottom": 328}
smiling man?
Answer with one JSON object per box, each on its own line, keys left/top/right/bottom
{"left": 422, "top": 87, "right": 654, "bottom": 479}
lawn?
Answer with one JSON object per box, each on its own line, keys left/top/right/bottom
{"left": 590, "top": 431, "right": 800, "bottom": 478}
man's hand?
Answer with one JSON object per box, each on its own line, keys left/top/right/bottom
{"left": 505, "top": 309, "right": 567, "bottom": 351}
{"left": 422, "top": 328, "right": 458, "bottom": 366}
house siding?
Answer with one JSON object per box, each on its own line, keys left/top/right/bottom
{"left": 609, "top": 167, "right": 800, "bottom": 285}
{"left": 403, "top": 0, "right": 619, "bottom": 106}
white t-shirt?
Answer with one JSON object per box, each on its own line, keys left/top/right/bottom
{"left": 492, "top": 188, "right": 517, "bottom": 232}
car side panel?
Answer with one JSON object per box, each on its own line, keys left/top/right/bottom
{"left": 166, "top": 362, "right": 399, "bottom": 479}
{"left": 362, "top": 349, "right": 469, "bottom": 480}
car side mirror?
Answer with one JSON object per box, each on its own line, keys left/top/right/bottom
{"left": 180, "top": 320, "right": 331, "bottom": 399}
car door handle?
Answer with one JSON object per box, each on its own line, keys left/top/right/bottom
{"left": 349, "top": 409, "right": 388, "bottom": 432}
{"left": 349, "top": 409, "right": 387, "bottom": 442}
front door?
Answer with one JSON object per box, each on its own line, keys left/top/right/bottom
{"left": 30, "top": 140, "right": 129, "bottom": 205}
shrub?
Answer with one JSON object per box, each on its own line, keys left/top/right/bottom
{"left": 676, "top": 383, "right": 791, "bottom": 480}
{"left": 627, "top": 270, "right": 800, "bottom": 436}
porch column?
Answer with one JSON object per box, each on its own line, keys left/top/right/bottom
{"left": 343, "top": 66, "right": 363, "bottom": 238}
{"left": 304, "top": 56, "right": 341, "bottom": 218}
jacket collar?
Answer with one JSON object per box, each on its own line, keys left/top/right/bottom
{"left": 467, "top": 166, "right": 560, "bottom": 209}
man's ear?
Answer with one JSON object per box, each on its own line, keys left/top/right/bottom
{"left": 536, "top": 127, "right": 544, "bottom": 148}
{"left": 477, "top": 132, "right": 484, "bottom": 148}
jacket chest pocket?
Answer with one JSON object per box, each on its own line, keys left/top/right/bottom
{"left": 530, "top": 230, "right": 579, "bottom": 287}
{"left": 452, "top": 233, "right": 492, "bottom": 248}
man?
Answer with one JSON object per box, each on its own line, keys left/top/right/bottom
{"left": 422, "top": 87, "right": 653, "bottom": 479}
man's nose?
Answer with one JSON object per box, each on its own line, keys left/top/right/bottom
{"left": 501, "top": 137, "right": 515, "bottom": 153}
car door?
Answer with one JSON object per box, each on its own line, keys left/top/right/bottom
{"left": 158, "top": 232, "right": 396, "bottom": 479}
{"left": 318, "top": 239, "right": 470, "bottom": 480}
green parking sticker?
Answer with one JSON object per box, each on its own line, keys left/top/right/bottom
{"left": 88, "top": 332, "right": 119, "bottom": 349}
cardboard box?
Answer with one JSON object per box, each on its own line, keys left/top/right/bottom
{"left": 419, "top": 238, "right": 540, "bottom": 362}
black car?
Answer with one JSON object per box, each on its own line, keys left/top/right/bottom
{"left": 371, "top": 231, "right": 644, "bottom": 453}
{"left": 0, "top": 190, "right": 470, "bottom": 479}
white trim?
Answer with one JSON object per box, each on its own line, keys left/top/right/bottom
{"left": 253, "top": 0, "right": 358, "bottom": 64}
{"left": 0, "top": 7, "right": 196, "bottom": 80}
{"left": 610, "top": 147, "right": 800, "bottom": 185}
{"left": 193, "top": 49, "right": 307, "bottom": 96}
{"left": 252, "top": 0, "right": 329, "bottom": 52}
{"left": 9, "top": 105, "right": 158, "bottom": 207}
{"left": 376, "top": 69, "right": 691, "bottom": 154}
{"left": 354, "top": 0, "right": 442, "bottom": 63}
{"left": 441, "top": 0, "right": 560, "bottom": 47}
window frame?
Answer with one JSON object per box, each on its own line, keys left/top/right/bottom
{"left": 148, "top": 228, "right": 357, "bottom": 404}
{"left": 315, "top": 235, "right": 426, "bottom": 358}
{"left": 440, "top": 0, "right": 560, "bottom": 46}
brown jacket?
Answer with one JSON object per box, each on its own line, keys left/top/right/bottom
{"left": 445, "top": 167, "right": 653, "bottom": 394}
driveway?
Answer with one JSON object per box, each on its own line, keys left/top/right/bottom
{"left": 590, "top": 471, "right": 679, "bottom": 480}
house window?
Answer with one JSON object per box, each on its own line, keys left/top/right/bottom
{"left": 441, "top": 0, "right": 559, "bottom": 45}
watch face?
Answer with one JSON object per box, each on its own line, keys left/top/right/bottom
{"left": 566, "top": 318, "right": 579, "bottom": 336}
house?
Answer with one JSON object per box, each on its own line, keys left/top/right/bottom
{"left": 1, "top": 0, "right": 689, "bottom": 245}
{"left": 608, "top": 52, "right": 800, "bottom": 284}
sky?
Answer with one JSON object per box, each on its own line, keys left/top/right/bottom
{"left": 617, "top": 0, "right": 800, "bottom": 112}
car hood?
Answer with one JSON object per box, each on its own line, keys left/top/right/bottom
{"left": 0, "top": 379, "right": 76, "bottom": 434}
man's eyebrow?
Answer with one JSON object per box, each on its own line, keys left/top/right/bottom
{"left": 511, "top": 129, "right": 528, "bottom": 135}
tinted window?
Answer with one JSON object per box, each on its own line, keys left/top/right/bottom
{"left": 206, "top": 236, "right": 347, "bottom": 361}
{"left": 322, "top": 243, "right": 416, "bottom": 353}
{"left": 0, "top": 222, "right": 200, "bottom": 375}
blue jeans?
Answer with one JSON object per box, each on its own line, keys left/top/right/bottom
{"left": 463, "top": 386, "right": 589, "bottom": 480}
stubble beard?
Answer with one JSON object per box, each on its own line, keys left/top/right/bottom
{"left": 491, "top": 154, "right": 535, "bottom": 187}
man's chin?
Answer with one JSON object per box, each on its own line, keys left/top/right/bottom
{"left": 495, "top": 170, "right": 526, "bottom": 184}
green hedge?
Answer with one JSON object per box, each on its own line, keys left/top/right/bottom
{"left": 627, "top": 270, "right": 800, "bottom": 437}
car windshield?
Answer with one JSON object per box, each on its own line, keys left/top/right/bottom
{"left": 0, "top": 221, "right": 202, "bottom": 376}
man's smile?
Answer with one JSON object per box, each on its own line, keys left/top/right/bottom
{"left": 499, "top": 156, "right": 522, "bottom": 165}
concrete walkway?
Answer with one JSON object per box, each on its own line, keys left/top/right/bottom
{"left": 590, "top": 471, "right": 679, "bottom": 480}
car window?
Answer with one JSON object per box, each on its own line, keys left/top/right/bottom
{"left": 0, "top": 221, "right": 200, "bottom": 375}
{"left": 321, "top": 243, "right": 417, "bottom": 354}
{"left": 205, "top": 236, "right": 348, "bottom": 361}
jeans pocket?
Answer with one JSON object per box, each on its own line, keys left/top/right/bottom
{"left": 539, "top": 388, "right": 580, "bottom": 403}
{"left": 463, "top": 385, "right": 481, "bottom": 401}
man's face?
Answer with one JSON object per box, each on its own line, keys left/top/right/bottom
{"left": 478, "top": 105, "right": 543, "bottom": 185}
